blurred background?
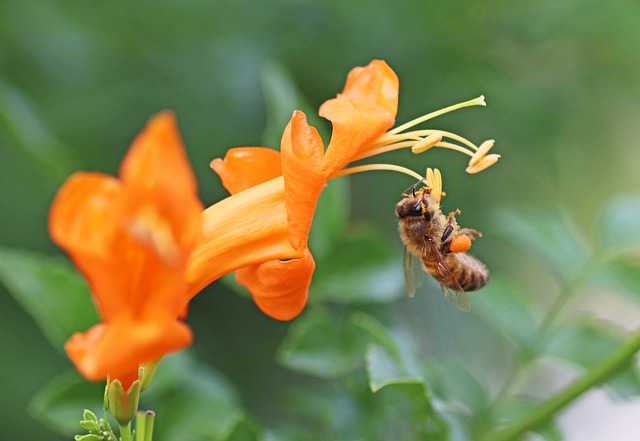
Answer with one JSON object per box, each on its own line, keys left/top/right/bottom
{"left": 1, "top": 0, "right": 639, "bottom": 440}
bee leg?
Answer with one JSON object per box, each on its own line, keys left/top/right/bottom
{"left": 419, "top": 190, "right": 432, "bottom": 221}
{"left": 459, "top": 228, "right": 482, "bottom": 240}
{"left": 402, "top": 178, "right": 426, "bottom": 197}
{"left": 441, "top": 209, "right": 462, "bottom": 243}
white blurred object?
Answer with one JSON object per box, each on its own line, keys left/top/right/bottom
{"left": 559, "top": 389, "right": 640, "bottom": 441}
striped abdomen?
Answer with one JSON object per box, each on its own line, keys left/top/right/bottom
{"left": 423, "top": 252, "right": 489, "bottom": 291}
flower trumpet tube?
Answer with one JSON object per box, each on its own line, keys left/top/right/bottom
{"left": 49, "top": 112, "right": 203, "bottom": 387}
{"left": 192, "top": 59, "right": 500, "bottom": 321}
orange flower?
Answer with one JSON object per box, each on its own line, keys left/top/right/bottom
{"left": 49, "top": 112, "right": 203, "bottom": 386}
{"left": 189, "top": 60, "right": 499, "bottom": 321}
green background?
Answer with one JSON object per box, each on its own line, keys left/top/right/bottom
{"left": 1, "top": 0, "right": 639, "bottom": 440}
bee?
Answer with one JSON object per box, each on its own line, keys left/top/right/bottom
{"left": 396, "top": 178, "right": 489, "bottom": 312}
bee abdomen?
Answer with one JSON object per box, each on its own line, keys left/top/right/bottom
{"left": 424, "top": 253, "right": 489, "bottom": 291}
{"left": 448, "top": 253, "right": 489, "bottom": 291}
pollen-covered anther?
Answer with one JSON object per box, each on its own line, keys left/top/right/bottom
{"left": 466, "top": 153, "right": 501, "bottom": 174}
{"left": 129, "top": 206, "right": 181, "bottom": 266}
{"left": 425, "top": 168, "right": 444, "bottom": 202}
{"left": 411, "top": 132, "right": 443, "bottom": 153}
{"left": 468, "top": 139, "right": 495, "bottom": 167}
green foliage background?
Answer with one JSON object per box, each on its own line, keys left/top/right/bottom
{"left": 1, "top": 1, "right": 639, "bottom": 440}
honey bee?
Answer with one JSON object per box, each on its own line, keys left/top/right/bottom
{"left": 396, "top": 179, "right": 489, "bottom": 312}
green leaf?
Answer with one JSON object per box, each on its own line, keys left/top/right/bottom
{"left": 0, "top": 79, "right": 79, "bottom": 180}
{"left": 473, "top": 276, "right": 539, "bottom": 350}
{"left": 0, "top": 247, "right": 98, "bottom": 350}
{"left": 218, "top": 412, "right": 260, "bottom": 441}
{"left": 29, "top": 372, "right": 104, "bottom": 436}
{"left": 606, "top": 364, "right": 640, "bottom": 400}
{"left": 259, "top": 60, "right": 327, "bottom": 148}
{"left": 595, "top": 258, "right": 640, "bottom": 302}
{"left": 145, "top": 351, "right": 240, "bottom": 441}
{"left": 277, "top": 308, "right": 369, "bottom": 378}
{"left": 541, "top": 318, "right": 640, "bottom": 399}
{"left": 598, "top": 194, "right": 640, "bottom": 255}
{"left": 372, "top": 382, "right": 451, "bottom": 441}
{"left": 311, "top": 228, "right": 404, "bottom": 304}
{"left": 365, "top": 342, "right": 422, "bottom": 393}
{"left": 488, "top": 395, "right": 563, "bottom": 441}
{"left": 495, "top": 209, "right": 589, "bottom": 281}
{"left": 544, "top": 319, "right": 626, "bottom": 368}
{"left": 74, "top": 434, "right": 102, "bottom": 441}
{"left": 424, "top": 360, "right": 489, "bottom": 415}
{"left": 308, "top": 177, "right": 350, "bottom": 259}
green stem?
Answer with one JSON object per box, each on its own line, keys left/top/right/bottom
{"left": 119, "top": 422, "right": 133, "bottom": 441}
{"left": 135, "top": 411, "right": 155, "bottom": 441}
{"left": 103, "top": 383, "right": 113, "bottom": 432}
{"left": 488, "top": 257, "right": 596, "bottom": 411}
{"left": 481, "top": 328, "right": 640, "bottom": 441}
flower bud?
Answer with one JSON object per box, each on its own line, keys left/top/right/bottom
{"left": 107, "top": 378, "right": 142, "bottom": 425}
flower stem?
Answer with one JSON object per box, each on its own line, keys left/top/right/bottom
{"left": 119, "top": 422, "right": 133, "bottom": 441}
{"left": 481, "top": 328, "right": 640, "bottom": 441}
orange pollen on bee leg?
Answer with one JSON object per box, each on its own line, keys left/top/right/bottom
{"left": 449, "top": 235, "right": 472, "bottom": 253}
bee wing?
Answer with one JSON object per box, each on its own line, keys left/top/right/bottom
{"left": 440, "top": 283, "right": 471, "bottom": 312}
{"left": 404, "top": 247, "right": 424, "bottom": 298}
{"left": 426, "top": 239, "right": 472, "bottom": 312}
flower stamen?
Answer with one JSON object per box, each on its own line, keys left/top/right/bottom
{"left": 425, "top": 168, "right": 444, "bottom": 203}
{"left": 387, "top": 95, "right": 486, "bottom": 136}
{"left": 343, "top": 95, "right": 498, "bottom": 179}
{"left": 411, "top": 133, "right": 444, "bottom": 154}
{"left": 129, "top": 206, "right": 180, "bottom": 266}
{"left": 330, "top": 164, "right": 424, "bottom": 181}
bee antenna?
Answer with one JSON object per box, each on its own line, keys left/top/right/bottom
{"left": 402, "top": 178, "right": 426, "bottom": 197}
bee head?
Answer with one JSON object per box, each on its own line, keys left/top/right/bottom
{"left": 396, "top": 195, "right": 428, "bottom": 219}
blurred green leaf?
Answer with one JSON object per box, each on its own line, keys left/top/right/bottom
{"left": 488, "top": 395, "right": 563, "bottom": 441}
{"left": 0, "top": 247, "right": 98, "bottom": 351}
{"left": 147, "top": 351, "right": 241, "bottom": 441}
{"left": 424, "top": 360, "right": 489, "bottom": 416}
{"left": 365, "top": 343, "right": 422, "bottom": 393}
{"left": 542, "top": 318, "right": 640, "bottom": 399}
{"left": 544, "top": 319, "right": 626, "bottom": 368}
{"left": 372, "top": 383, "right": 450, "bottom": 441}
{"left": 598, "top": 194, "right": 640, "bottom": 255}
{"left": 218, "top": 412, "right": 260, "bottom": 441}
{"left": 590, "top": 258, "right": 640, "bottom": 302}
{"left": 606, "top": 364, "right": 640, "bottom": 401}
{"left": 277, "top": 308, "right": 368, "bottom": 378}
{"left": 311, "top": 228, "right": 404, "bottom": 304}
{"left": 474, "top": 276, "right": 539, "bottom": 350}
{"left": 0, "top": 80, "right": 79, "bottom": 180}
{"left": 308, "top": 178, "right": 350, "bottom": 259}
{"left": 495, "top": 209, "right": 589, "bottom": 281}
{"left": 29, "top": 372, "right": 104, "bottom": 436}
{"left": 260, "top": 60, "right": 327, "bottom": 148}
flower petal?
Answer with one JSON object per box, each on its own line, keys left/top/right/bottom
{"left": 211, "top": 147, "right": 282, "bottom": 195}
{"left": 319, "top": 60, "right": 399, "bottom": 175}
{"left": 65, "top": 318, "right": 192, "bottom": 383}
{"left": 235, "top": 247, "right": 315, "bottom": 321}
{"left": 186, "top": 177, "right": 304, "bottom": 300}
{"left": 281, "top": 111, "right": 326, "bottom": 250}
{"left": 49, "top": 172, "right": 132, "bottom": 319}
{"left": 49, "top": 172, "right": 125, "bottom": 260}
{"left": 119, "top": 111, "right": 203, "bottom": 250}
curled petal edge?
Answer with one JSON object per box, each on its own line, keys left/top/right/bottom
{"left": 235, "top": 247, "right": 315, "bottom": 321}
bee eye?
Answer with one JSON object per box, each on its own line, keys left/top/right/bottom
{"left": 396, "top": 201, "right": 423, "bottom": 218}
